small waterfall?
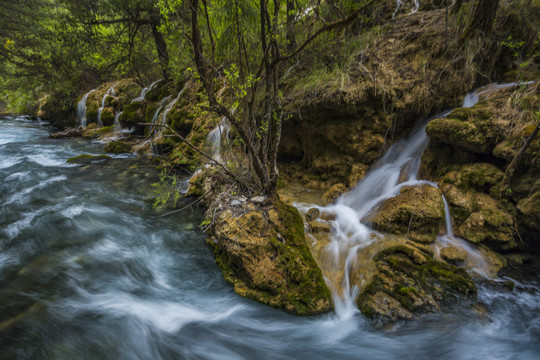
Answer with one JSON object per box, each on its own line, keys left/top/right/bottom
{"left": 77, "top": 90, "right": 96, "bottom": 128}
{"left": 148, "top": 83, "right": 189, "bottom": 139}
{"left": 97, "top": 86, "right": 116, "bottom": 128}
{"left": 393, "top": 0, "right": 420, "bottom": 18}
{"left": 131, "top": 80, "right": 159, "bottom": 103}
{"left": 318, "top": 82, "right": 531, "bottom": 317}
{"left": 114, "top": 111, "right": 123, "bottom": 136}
{"left": 410, "top": 0, "right": 420, "bottom": 15}
{"left": 158, "top": 82, "right": 189, "bottom": 126}
{"left": 206, "top": 116, "right": 231, "bottom": 162}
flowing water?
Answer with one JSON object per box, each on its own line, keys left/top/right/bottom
{"left": 132, "top": 80, "right": 159, "bottom": 104}
{"left": 97, "top": 86, "right": 116, "bottom": 128}
{"left": 2, "top": 103, "right": 540, "bottom": 358}
{"left": 206, "top": 116, "right": 231, "bottom": 162}
{"left": 77, "top": 90, "right": 96, "bottom": 128}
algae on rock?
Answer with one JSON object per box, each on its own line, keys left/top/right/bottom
{"left": 358, "top": 244, "right": 477, "bottom": 322}
{"left": 208, "top": 198, "right": 333, "bottom": 315}
{"left": 369, "top": 185, "right": 445, "bottom": 243}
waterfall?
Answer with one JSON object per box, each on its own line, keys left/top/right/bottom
{"left": 114, "top": 111, "right": 123, "bottom": 136}
{"left": 146, "top": 82, "right": 190, "bottom": 151}
{"left": 206, "top": 116, "right": 231, "bottom": 162}
{"left": 410, "top": 0, "right": 420, "bottom": 15}
{"left": 97, "top": 86, "right": 116, "bottom": 128}
{"left": 131, "top": 80, "right": 159, "bottom": 103}
{"left": 393, "top": 0, "right": 421, "bottom": 18}
{"left": 77, "top": 89, "right": 96, "bottom": 128}
{"left": 318, "top": 82, "right": 531, "bottom": 317}
{"left": 158, "top": 82, "right": 189, "bottom": 126}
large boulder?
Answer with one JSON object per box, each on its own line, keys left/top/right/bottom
{"left": 369, "top": 184, "right": 445, "bottom": 243}
{"left": 208, "top": 198, "right": 333, "bottom": 315}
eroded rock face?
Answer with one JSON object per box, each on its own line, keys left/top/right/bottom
{"left": 369, "top": 185, "right": 445, "bottom": 243}
{"left": 441, "top": 176, "right": 517, "bottom": 251}
{"left": 421, "top": 83, "right": 539, "bottom": 255}
{"left": 357, "top": 245, "right": 476, "bottom": 322}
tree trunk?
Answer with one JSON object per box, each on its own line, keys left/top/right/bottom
{"left": 464, "top": 0, "right": 500, "bottom": 37}
{"left": 151, "top": 22, "right": 169, "bottom": 80}
{"left": 286, "top": 0, "right": 296, "bottom": 52}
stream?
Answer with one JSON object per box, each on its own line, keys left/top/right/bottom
{"left": 1, "top": 115, "right": 540, "bottom": 359}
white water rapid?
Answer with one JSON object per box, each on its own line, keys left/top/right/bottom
{"left": 314, "top": 82, "right": 530, "bottom": 318}
{"left": 97, "top": 86, "right": 116, "bottom": 127}
{"left": 77, "top": 89, "right": 96, "bottom": 128}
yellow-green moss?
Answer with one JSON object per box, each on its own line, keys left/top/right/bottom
{"left": 67, "top": 154, "right": 112, "bottom": 164}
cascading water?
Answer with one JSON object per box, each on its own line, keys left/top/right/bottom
{"left": 147, "top": 83, "right": 189, "bottom": 151}
{"left": 114, "top": 111, "right": 123, "bottom": 136}
{"left": 77, "top": 89, "right": 96, "bottom": 128}
{"left": 97, "top": 86, "right": 116, "bottom": 128}
{"left": 393, "top": 0, "right": 421, "bottom": 18}
{"left": 317, "top": 82, "right": 531, "bottom": 317}
{"left": 2, "top": 94, "right": 540, "bottom": 358}
{"left": 131, "top": 80, "right": 159, "bottom": 103}
{"left": 206, "top": 116, "right": 231, "bottom": 162}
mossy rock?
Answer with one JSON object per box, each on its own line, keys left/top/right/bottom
{"left": 145, "top": 80, "right": 172, "bottom": 102}
{"left": 99, "top": 107, "right": 115, "bottom": 126}
{"left": 442, "top": 163, "right": 504, "bottom": 195}
{"left": 425, "top": 105, "right": 498, "bottom": 154}
{"left": 120, "top": 102, "right": 147, "bottom": 128}
{"left": 104, "top": 141, "right": 132, "bottom": 154}
{"left": 67, "top": 154, "right": 112, "bottom": 165}
{"left": 517, "top": 190, "right": 540, "bottom": 231}
{"left": 369, "top": 185, "right": 445, "bottom": 243}
{"left": 208, "top": 199, "right": 333, "bottom": 315}
{"left": 357, "top": 245, "right": 476, "bottom": 322}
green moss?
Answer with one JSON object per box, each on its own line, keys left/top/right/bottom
{"left": 96, "top": 125, "right": 114, "bottom": 135}
{"left": 359, "top": 245, "right": 476, "bottom": 319}
{"left": 67, "top": 154, "right": 112, "bottom": 164}
{"left": 104, "top": 140, "right": 132, "bottom": 154}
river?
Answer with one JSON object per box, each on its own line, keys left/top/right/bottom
{"left": 1, "top": 116, "right": 539, "bottom": 359}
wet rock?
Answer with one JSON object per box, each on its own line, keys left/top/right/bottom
{"left": 320, "top": 210, "right": 337, "bottom": 221}
{"left": 369, "top": 185, "right": 445, "bottom": 243}
{"left": 309, "top": 221, "right": 331, "bottom": 234}
{"left": 517, "top": 190, "right": 540, "bottom": 231}
{"left": 66, "top": 154, "right": 112, "bottom": 165}
{"left": 208, "top": 199, "right": 333, "bottom": 315}
{"left": 323, "top": 183, "right": 347, "bottom": 203}
{"left": 50, "top": 127, "right": 83, "bottom": 138}
{"left": 305, "top": 208, "right": 320, "bottom": 221}
{"left": 104, "top": 140, "right": 132, "bottom": 154}
{"left": 425, "top": 105, "right": 497, "bottom": 154}
{"left": 442, "top": 163, "right": 504, "bottom": 195}
{"left": 358, "top": 245, "right": 476, "bottom": 323}
{"left": 440, "top": 247, "right": 468, "bottom": 263}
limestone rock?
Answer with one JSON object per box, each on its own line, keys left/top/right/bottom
{"left": 323, "top": 183, "right": 347, "bottom": 203}
{"left": 309, "top": 221, "right": 331, "bottom": 234}
{"left": 369, "top": 185, "right": 445, "bottom": 243}
{"left": 358, "top": 245, "right": 476, "bottom": 323}
{"left": 208, "top": 200, "right": 333, "bottom": 315}
{"left": 425, "top": 106, "right": 498, "bottom": 154}
{"left": 517, "top": 190, "right": 540, "bottom": 231}
{"left": 305, "top": 207, "right": 320, "bottom": 221}
{"left": 440, "top": 247, "right": 468, "bottom": 263}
